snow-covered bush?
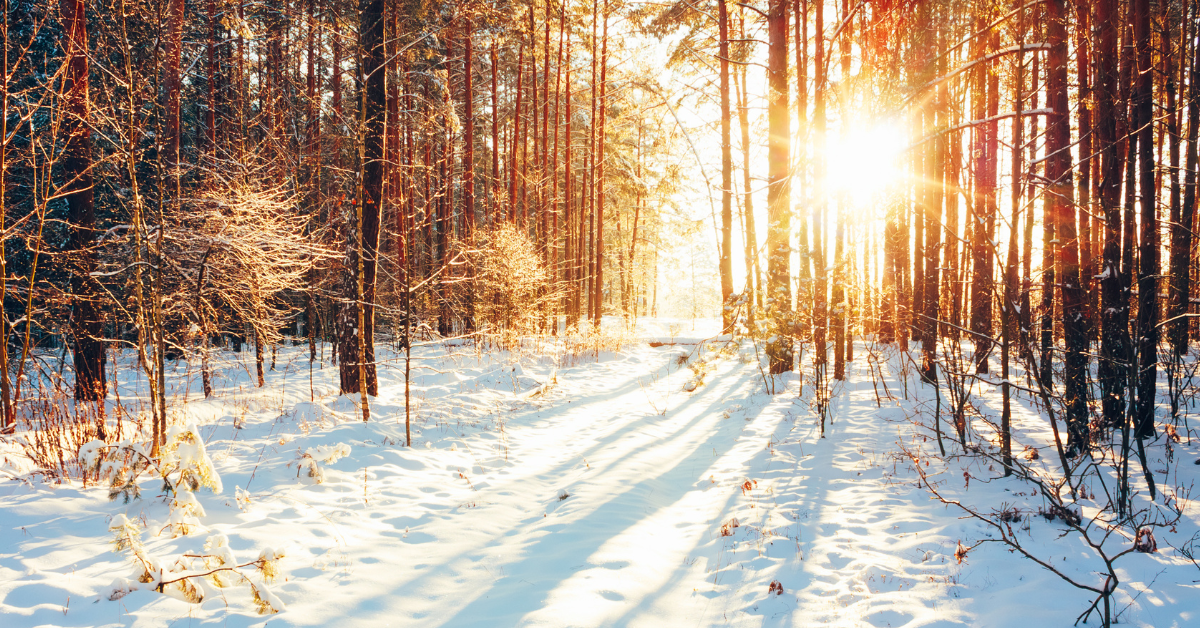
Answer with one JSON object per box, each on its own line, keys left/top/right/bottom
{"left": 106, "top": 515, "right": 285, "bottom": 613}
{"left": 82, "top": 423, "right": 222, "bottom": 502}
{"left": 83, "top": 423, "right": 223, "bottom": 537}
{"left": 159, "top": 423, "right": 224, "bottom": 495}
{"left": 464, "top": 224, "right": 557, "bottom": 343}
{"left": 80, "top": 439, "right": 154, "bottom": 503}
{"left": 294, "top": 442, "right": 352, "bottom": 484}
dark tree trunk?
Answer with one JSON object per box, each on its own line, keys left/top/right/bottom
{"left": 62, "top": 0, "right": 106, "bottom": 402}
{"left": 1096, "top": 0, "right": 1127, "bottom": 431}
{"left": 968, "top": 22, "right": 995, "bottom": 374}
{"left": 339, "top": 0, "right": 384, "bottom": 397}
{"left": 919, "top": 10, "right": 942, "bottom": 383}
{"left": 1047, "top": 0, "right": 1087, "bottom": 452}
{"left": 1133, "top": 0, "right": 1157, "bottom": 444}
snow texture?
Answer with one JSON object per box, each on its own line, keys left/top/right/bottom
{"left": 0, "top": 317, "right": 1197, "bottom": 627}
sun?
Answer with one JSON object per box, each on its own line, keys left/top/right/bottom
{"left": 824, "top": 121, "right": 908, "bottom": 204}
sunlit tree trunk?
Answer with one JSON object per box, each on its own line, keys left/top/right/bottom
{"left": 719, "top": 0, "right": 734, "bottom": 330}
{"left": 0, "top": 0, "right": 11, "bottom": 432}
{"left": 812, "top": 0, "right": 828, "bottom": 364}
{"left": 1175, "top": 5, "right": 1200, "bottom": 355}
{"left": 1074, "top": 0, "right": 1095, "bottom": 342}
{"left": 739, "top": 9, "right": 762, "bottom": 325}
{"left": 593, "top": 0, "right": 609, "bottom": 329}
{"left": 765, "top": 0, "right": 792, "bottom": 374}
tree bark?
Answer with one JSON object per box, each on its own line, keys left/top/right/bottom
{"left": 719, "top": 0, "right": 734, "bottom": 330}
{"left": 1175, "top": 3, "right": 1200, "bottom": 355}
{"left": 1047, "top": 0, "right": 1087, "bottom": 452}
{"left": 592, "top": 0, "right": 609, "bottom": 329}
{"left": 1096, "top": 0, "right": 1127, "bottom": 431}
{"left": 339, "top": 0, "right": 384, "bottom": 398}
{"left": 1133, "top": 0, "right": 1157, "bottom": 444}
{"left": 765, "top": 0, "right": 792, "bottom": 374}
{"left": 62, "top": 0, "right": 106, "bottom": 403}
{"left": 968, "top": 15, "right": 993, "bottom": 374}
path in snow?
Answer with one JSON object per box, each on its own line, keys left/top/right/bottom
{"left": 10, "top": 334, "right": 1186, "bottom": 628}
{"left": 283, "top": 344, "right": 968, "bottom": 628}
{"left": 331, "top": 346, "right": 787, "bottom": 627}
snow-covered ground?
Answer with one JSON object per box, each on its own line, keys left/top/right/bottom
{"left": 1, "top": 320, "right": 1198, "bottom": 627}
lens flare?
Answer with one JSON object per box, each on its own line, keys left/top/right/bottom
{"left": 824, "top": 121, "right": 907, "bottom": 204}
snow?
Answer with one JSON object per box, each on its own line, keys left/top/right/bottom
{"left": 0, "top": 323, "right": 1198, "bottom": 627}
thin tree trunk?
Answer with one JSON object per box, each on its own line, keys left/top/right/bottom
{"left": 491, "top": 41, "right": 500, "bottom": 224}
{"left": 0, "top": 0, "right": 13, "bottom": 432}
{"left": 593, "top": 0, "right": 609, "bottom": 328}
{"left": 719, "top": 0, "right": 734, "bottom": 330}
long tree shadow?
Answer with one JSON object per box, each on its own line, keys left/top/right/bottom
{"left": 369, "top": 356, "right": 766, "bottom": 626}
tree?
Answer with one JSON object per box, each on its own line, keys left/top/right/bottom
{"left": 338, "top": 0, "right": 386, "bottom": 406}
{"left": 718, "top": 0, "right": 733, "bottom": 330}
{"left": 764, "top": 0, "right": 792, "bottom": 375}
{"left": 60, "top": 0, "right": 106, "bottom": 403}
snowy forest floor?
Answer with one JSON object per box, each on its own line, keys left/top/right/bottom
{"left": 1, "top": 318, "right": 1199, "bottom": 627}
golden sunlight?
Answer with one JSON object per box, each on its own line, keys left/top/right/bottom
{"left": 824, "top": 122, "right": 908, "bottom": 205}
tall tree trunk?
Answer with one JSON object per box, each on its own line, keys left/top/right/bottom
{"left": 564, "top": 34, "right": 576, "bottom": 327}
{"left": 793, "top": 1, "right": 808, "bottom": 336}
{"left": 491, "top": 41, "right": 500, "bottom": 224}
{"left": 739, "top": 9, "right": 762, "bottom": 324}
{"left": 1132, "top": 0, "right": 1157, "bottom": 449}
{"left": 206, "top": 0, "right": 218, "bottom": 165}
{"left": 1096, "top": 0, "right": 1127, "bottom": 431}
{"left": 968, "top": 14, "right": 992, "bottom": 373}
{"left": 0, "top": 0, "right": 11, "bottom": 432}
{"left": 61, "top": 0, "right": 107, "bottom": 403}
{"left": 1047, "top": 0, "right": 1087, "bottom": 453}
{"left": 834, "top": 0, "right": 854, "bottom": 381}
{"left": 592, "top": 0, "right": 608, "bottom": 328}
{"left": 765, "top": 0, "right": 792, "bottom": 374}
{"left": 510, "top": 40, "right": 524, "bottom": 221}
{"left": 339, "top": 0, "right": 384, "bottom": 400}
{"left": 1075, "top": 0, "right": 1096, "bottom": 342}
{"left": 719, "top": 0, "right": 733, "bottom": 330}
{"left": 812, "top": 0, "right": 828, "bottom": 363}
{"left": 305, "top": 0, "right": 320, "bottom": 364}
{"left": 1175, "top": 3, "right": 1200, "bottom": 355}
{"left": 919, "top": 9, "right": 942, "bottom": 383}
{"left": 463, "top": 18, "right": 476, "bottom": 332}
{"left": 1003, "top": 2, "right": 1026, "bottom": 472}
{"left": 552, "top": 8, "right": 566, "bottom": 330}
{"left": 0, "top": 0, "right": 9, "bottom": 432}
